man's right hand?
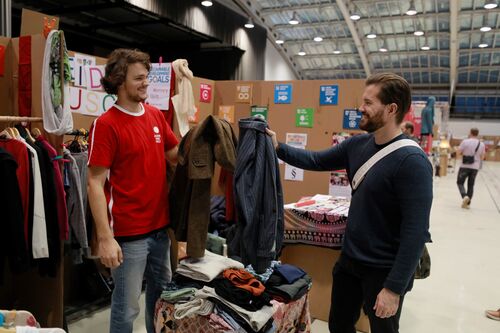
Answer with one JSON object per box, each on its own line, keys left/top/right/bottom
{"left": 97, "top": 237, "right": 123, "bottom": 268}
{"left": 265, "top": 128, "right": 278, "bottom": 150}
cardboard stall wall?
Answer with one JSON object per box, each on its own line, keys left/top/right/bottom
{"left": 213, "top": 79, "right": 370, "bottom": 332}
{"left": 214, "top": 79, "right": 366, "bottom": 203}
{"left": 0, "top": 37, "right": 14, "bottom": 119}
{"left": 20, "top": 9, "right": 59, "bottom": 37}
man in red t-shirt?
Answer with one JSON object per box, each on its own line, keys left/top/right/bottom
{"left": 87, "top": 49, "right": 178, "bottom": 333}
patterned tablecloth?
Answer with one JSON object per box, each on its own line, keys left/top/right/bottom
{"left": 154, "top": 292, "right": 311, "bottom": 333}
{"left": 283, "top": 195, "right": 350, "bottom": 249}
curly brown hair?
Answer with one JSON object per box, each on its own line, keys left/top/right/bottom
{"left": 101, "top": 48, "right": 151, "bottom": 95}
{"left": 366, "top": 73, "right": 412, "bottom": 124}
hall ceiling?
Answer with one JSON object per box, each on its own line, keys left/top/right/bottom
{"left": 237, "top": 0, "right": 500, "bottom": 102}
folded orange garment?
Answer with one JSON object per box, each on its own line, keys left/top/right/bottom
{"left": 223, "top": 268, "right": 265, "bottom": 296}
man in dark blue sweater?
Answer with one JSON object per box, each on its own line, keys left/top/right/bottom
{"left": 267, "top": 73, "right": 432, "bottom": 333}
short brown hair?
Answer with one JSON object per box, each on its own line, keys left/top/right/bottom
{"left": 470, "top": 128, "right": 479, "bottom": 136}
{"left": 404, "top": 121, "right": 414, "bottom": 134}
{"left": 365, "top": 73, "right": 412, "bottom": 124}
{"left": 101, "top": 48, "right": 151, "bottom": 95}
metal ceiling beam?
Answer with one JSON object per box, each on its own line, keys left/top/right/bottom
{"left": 336, "top": 0, "right": 371, "bottom": 77}
{"left": 368, "top": 50, "right": 449, "bottom": 57}
{"left": 231, "top": 0, "right": 301, "bottom": 79}
{"left": 301, "top": 67, "right": 450, "bottom": 74}
{"left": 449, "top": 0, "right": 459, "bottom": 102}
{"left": 295, "top": 52, "right": 359, "bottom": 59}
{"left": 273, "top": 20, "right": 345, "bottom": 31}
{"left": 300, "top": 68, "right": 365, "bottom": 74}
{"left": 457, "top": 65, "right": 500, "bottom": 71}
{"left": 458, "top": 47, "right": 500, "bottom": 54}
{"left": 261, "top": 3, "right": 333, "bottom": 15}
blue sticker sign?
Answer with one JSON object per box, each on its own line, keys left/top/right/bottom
{"left": 274, "top": 84, "right": 292, "bottom": 104}
{"left": 320, "top": 85, "right": 338, "bottom": 105}
{"left": 343, "top": 109, "right": 362, "bottom": 129}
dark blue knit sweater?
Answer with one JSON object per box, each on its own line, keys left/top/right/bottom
{"left": 277, "top": 133, "right": 432, "bottom": 294}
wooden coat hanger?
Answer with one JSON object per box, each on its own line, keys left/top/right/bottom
{"left": 32, "top": 128, "right": 42, "bottom": 139}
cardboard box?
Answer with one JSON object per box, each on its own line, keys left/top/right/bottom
{"left": 20, "top": 8, "right": 59, "bottom": 36}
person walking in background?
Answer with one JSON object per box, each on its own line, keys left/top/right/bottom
{"left": 456, "top": 128, "right": 485, "bottom": 209}
{"left": 267, "top": 73, "right": 433, "bottom": 333}
{"left": 401, "top": 121, "right": 418, "bottom": 142}
{"left": 87, "top": 48, "right": 179, "bottom": 333}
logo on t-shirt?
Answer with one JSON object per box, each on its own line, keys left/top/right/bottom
{"left": 153, "top": 126, "right": 162, "bottom": 143}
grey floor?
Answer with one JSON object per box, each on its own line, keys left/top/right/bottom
{"left": 68, "top": 162, "right": 500, "bottom": 333}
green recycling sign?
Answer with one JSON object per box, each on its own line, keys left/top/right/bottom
{"left": 295, "top": 108, "right": 314, "bottom": 128}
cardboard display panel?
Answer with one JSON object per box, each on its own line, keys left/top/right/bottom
{"left": 20, "top": 9, "right": 59, "bottom": 37}
{"left": 0, "top": 37, "right": 13, "bottom": 119}
{"left": 214, "top": 79, "right": 366, "bottom": 203}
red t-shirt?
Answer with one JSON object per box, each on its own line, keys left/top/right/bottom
{"left": 88, "top": 103, "right": 178, "bottom": 237}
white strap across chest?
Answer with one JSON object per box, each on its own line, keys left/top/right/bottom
{"left": 351, "top": 139, "right": 422, "bottom": 190}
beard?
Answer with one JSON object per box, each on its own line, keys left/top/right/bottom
{"left": 359, "top": 110, "right": 385, "bottom": 132}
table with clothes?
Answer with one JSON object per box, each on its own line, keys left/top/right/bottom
{"left": 283, "top": 195, "right": 350, "bottom": 249}
{"left": 154, "top": 250, "right": 312, "bottom": 333}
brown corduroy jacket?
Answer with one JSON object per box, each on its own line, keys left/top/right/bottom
{"left": 169, "top": 115, "right": 237, "bottom": 258}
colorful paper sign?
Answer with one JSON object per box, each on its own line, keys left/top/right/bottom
{"left": 69, "top": 86, "right": 116, "bottom": 117}
{"left": 286, "top": 133, "right": 308, "bottom": 147}
{"left": 343, "top": 109, "right": 362, "bottom": 129}
{"left": 320, "top": 85, "right": 338, "bottom": 105}
{"left": 274, "top": 84, "right": 292, "bottom": 104}
{"left": 236, "top": 84, "right": 252, "bottom": 103}
{"left": 251, "top": 106, "right": 268, "bottom": 120}
{"left": 200, "top": 83, "right": 212, "bottom": 103}
{"left": 296, "top": 108, "right": 314, "bottom": 128}
{"left": 285, "top": 164, "right": 304, "bottom": 181}
{"left": 218, "top": 105, "right": 235, "bottom": 123}
{"left": 146, "top": 63, "right": 171, "bottom": 110}
{"left": 84, "top": 65, "right": 105, "bottom": 91}
{"left": 73, "top": 53, "right": 96, "bottom": 87}
{"left": 329, "top": 170, "right": 351, "bottom": 198}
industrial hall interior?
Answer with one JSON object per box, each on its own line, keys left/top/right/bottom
{"left": 1, "top": 0, "right": 500, "bottom": 332}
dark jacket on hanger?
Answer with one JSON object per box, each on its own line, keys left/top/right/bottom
{"left": 228, "top": 117, "right": 284, "bottom": 273}
{"left": 170, "top": 115, "right": 237, "bottom": 258}
{"left": 0, "top": 147, "right": 29, "bottom": 284}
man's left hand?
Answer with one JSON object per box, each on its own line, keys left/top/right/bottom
{"left": 373, "top": 288, "right": 400, "bottom": 318}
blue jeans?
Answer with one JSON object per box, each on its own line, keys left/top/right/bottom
{"left": 110, "top": 229, "right": 171, "bottom": 333}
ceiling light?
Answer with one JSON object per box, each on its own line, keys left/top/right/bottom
{"left": 414, "top": 30, "right": 424, "bottom": 36}
{"left": 379, "top": 40, "right": 388, "bottom": 52}
{"left": 275, "top": 38, "right": 284, "bottom": 44}
{"left": 298, "top": 50, "right": 306, "bottom": 56}
{"left": 350, "top": 13, "right": 361, "bottom": 20}
{"left": 314, "top": 36, "right": 323, "bottom": 42}
{"left": 201, "top": 1, "right": 213, "bottom": 7}
{"left": 333, "top": 50, "right": 341, "bottom": 54}
{"left": 480, "top": 26, "right": 492, "bottom": 32}
{"left": 478, "top": 42, "right": 489, "bottom": 48}
{"left": 421, "top": 44, "right": 430, "bottom": 50}
{"left": 367, "top": 32, "right": 377, "bottom": 39}
{"left": 406, "top": 0, "right": 417, "bottom": 15}
{"left": 244, "top": 18, "right": 254, "bottom": 29}
{"left": 289, "top": 12, "right": 300, "bottom": 25}
{"left": 484, "top": 0, "right": 498, "bottom": 9}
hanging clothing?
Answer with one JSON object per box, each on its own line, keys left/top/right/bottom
{"left": 229, "top": 117, "right": 284, "bottom": 274}
{"left": 0, "top": 147, "right": 29, "bottom": 284}
{"left": 170, "top": 115, "right": 237, "bottom": 258}
{"left": 420, "top": 96, "right": 435, "bottom": 135}
{"left": 36, "top": 135, "right": 68, "bottom": 241}
{"left": 18, "top": 137, "right": 48, "bottom": 259}
{"left": 63, "top": 149, "right": 89, "bottom": 253}
{"left": 171, "top": 59, "right": 196, "bottom": 137}
{"left": 41, "top": 30, "right": 73, "bottom": 135}
{"left": 0, "top": 138, "right": 30, "bottom": 245}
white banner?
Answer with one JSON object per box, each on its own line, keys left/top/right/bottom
{"left": 69, "top": 86, "right": 116, "bottom": 117}
{"left": 146, "top": 63, "right": 171, "bottom": 110}
{"left": 84, "top": 65, "right": 105, "bottom": 91}
{"left": 73, "top": 53, "right": 96, "bottom": 87}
